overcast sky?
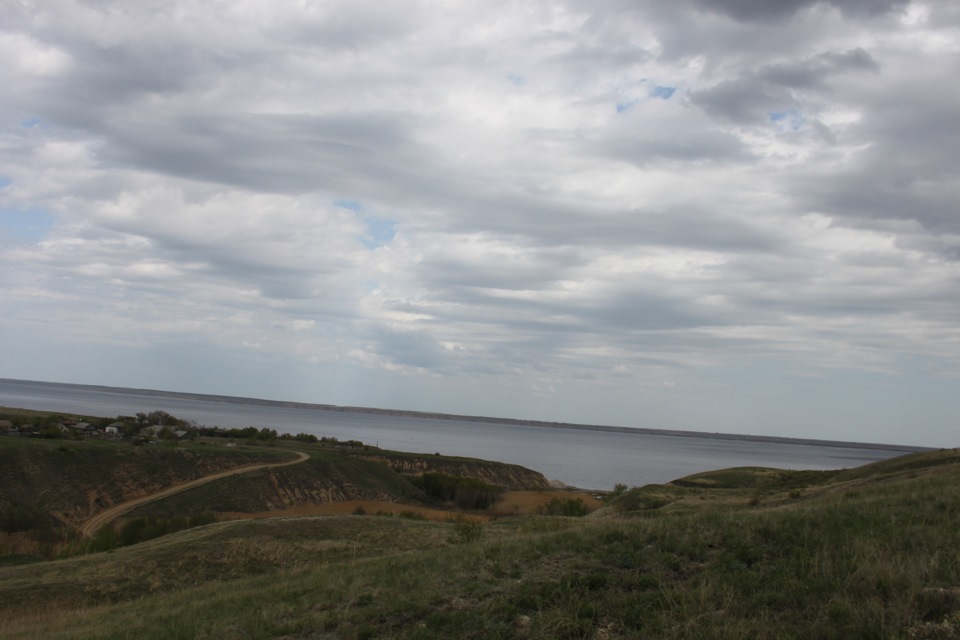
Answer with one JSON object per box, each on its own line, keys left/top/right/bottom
{"left": 1, "top": 0, "right": 958, "bottom": 447}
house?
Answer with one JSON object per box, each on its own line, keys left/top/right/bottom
{"left": 75, "top": 423, "right": 99, "bottom": 435}
{"left": 104, "top": 422, "right": 126, "bottom": 439}
{"left": 140, "top": 425, "right": 165, "bottom": 439}
{"left": 140, "top": 424, "right": 192, "bottom": 439}
{"left": 0, "top": 420, "right": 13, "bottom": 433}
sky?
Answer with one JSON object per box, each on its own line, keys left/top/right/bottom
{"left": 1, "top": 0, "right": 958, "bottom": 447}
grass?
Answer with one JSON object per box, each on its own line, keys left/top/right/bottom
{"left": 0, "top": 437, "right": 298, "bottom": 557}
{"left": 126, "top": 446, "right": 428, "bottom": 518}
{"left": 2, "top": 448, "right": 959, "bottom": 638}
{"left": 2, "top": 433, "right": 550, "bottom": 560}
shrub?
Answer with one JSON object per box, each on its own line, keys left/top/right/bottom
{"left": 537, "top": 497, "right": 590, "bottom": 517}
{"left": 610, "top": 483, "right": 629, "bottom": 498}
{"left": 117, "top": 512, "right": 217, "bottom": 547}
{"left": 447, "top": 519, "right": 483, "bottom": 544}
{"left": 421, "top": 473, "right": 504, "bottom": 510}
{"left": 612, "top": 490, "right": 671, "bottom": 513}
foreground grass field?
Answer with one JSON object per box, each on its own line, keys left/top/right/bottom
{"left": 2, "top": 448, "right": 958, "bottom": 639}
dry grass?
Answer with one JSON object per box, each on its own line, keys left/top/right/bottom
{"left": 221, "top": 500, "right": 482, "bottom": 522}
{"left": 218, "top": 489, "right": 603, "bottom": 523}
{"left": 493, "top": 490, "right": 603, "bottom": 516}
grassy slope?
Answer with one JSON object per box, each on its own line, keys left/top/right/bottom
{"left": 126, "top": 446, "right": 429, "bottom": 517}
{"left": 0, "top": 438, "right": 293, "bottom": 550}
{"left": 1, "top": 436, "right": 542, "bottom": 537}
{"left": 0, "top": 437, "right": 295, "bottom": 508}
{"left": 1, "top": 434, "right": 556, "bottom": 566}
{"left": 2, "top": 448, "right": 959, "bottom": 639}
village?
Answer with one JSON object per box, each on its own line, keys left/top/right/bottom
{"left": 0, "top": 413, "right": 192, "bottom": 442}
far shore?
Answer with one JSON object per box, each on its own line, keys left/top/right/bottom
{"left": 0, "top": 377, "right": 929, "bottom": 453}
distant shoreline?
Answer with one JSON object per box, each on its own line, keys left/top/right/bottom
{"left": 0, "top": 377, "right": 930, "bottom": 454}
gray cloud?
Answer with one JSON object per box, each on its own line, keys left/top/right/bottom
{"left": 689, "top": 0, "right": 909, "bottom": 23}
{"left": 96, "top": 111, "right": 423, "bottom": 195}
{"left": 788, "top": 60, "right": 960, "bottom": 236}
{"left": 758, "top": 48, "right": 880, "bottom": 89}
{"left": 2, "top": 0, "right": 958, "bottom": 446}
{"left": 594, "top": 127, "right": 754, "bottom": 165}
{"left": 691, "top": 47, "right": 881, "bottom": 124}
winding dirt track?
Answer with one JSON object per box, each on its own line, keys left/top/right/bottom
{"left": 79, "top": 450, "right": 310, "bottom": 537}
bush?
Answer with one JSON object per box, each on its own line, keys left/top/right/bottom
{"left": 421, "top": 473, "right": 504, "bottom": 510}
{"left": 537, "top": 497, "right": 590, "bottom": 517}
{"left": 0, "top": 499, "right": 53, "bottom": 534}
{"left": 612, "top": 490, "right": 671, "bottom": 513}
{"left": 447, "top": 519, "right": 483, "bottom": 544}
{"left": 117, "top": 512, "right": 217, "bottom": 547}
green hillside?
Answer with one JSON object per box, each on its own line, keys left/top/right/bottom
{"left": 2, "top": 446, "right": 958, "bottom": 639}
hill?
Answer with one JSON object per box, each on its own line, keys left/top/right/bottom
{"left": 1, "top": 445, "right": 958, "bottom": 638}
{"left": 0, "top": 408, "right": 550, "bottom": 559}
{"left": 0, "top": 436, "right": 296, "bottom": 554}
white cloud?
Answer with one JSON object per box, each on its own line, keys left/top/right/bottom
{"left": 1, "top": 0, "right": 958, "bottom": 446}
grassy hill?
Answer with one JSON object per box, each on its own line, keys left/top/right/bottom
{"left": 0, "top": 410, "right": 550, "bottom": 560}
{"left": 0, "top": 436, "right": 295, "bottom": 554}
{"left": 2, "top": 444, "right": 958, "bottom": 639}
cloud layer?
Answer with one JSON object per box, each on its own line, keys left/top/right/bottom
{"left": 2, "top": 0, "right": 958, "bottom": 446}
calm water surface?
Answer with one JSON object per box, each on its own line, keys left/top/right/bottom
{"left": 0, "top": 379, "right": 914, "bottom": 490}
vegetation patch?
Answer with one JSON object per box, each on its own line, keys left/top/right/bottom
{"left": 415, "top": 472, "right": 505, "bottom": 510}
{"left": 536, "top": 497, "right": 590, "bottom": 517}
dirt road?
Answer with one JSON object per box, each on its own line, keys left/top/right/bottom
{"left": 79, "top": 450, "right": 310, "bottom": 537}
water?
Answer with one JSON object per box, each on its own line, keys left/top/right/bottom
{"left": 0, "top": 379, "right": 917, "bottom": 490}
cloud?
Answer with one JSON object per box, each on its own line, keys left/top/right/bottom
{"left": 690, "top": 48, "right": 881, "bottom": 125}
{"left": 688, "top": 0, "right": 909, "bottom": 23}
{"left": 1, "top": 0, "right": 958, "bottom": 445}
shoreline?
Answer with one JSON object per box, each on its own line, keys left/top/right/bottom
{"left": 0, "top": 377, "right": 929, "bottom": 454}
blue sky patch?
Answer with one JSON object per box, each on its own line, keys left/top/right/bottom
{"left": 363, "top": 217, "right": 396, "bottom": 249}
{"left": 769, "top": 108, "right": 804, "bottom": 131}
{"left": 22, "top": 117, "right": 41, "bottom": 128}
{"left": 0, "top": 209, "right": 56, "bottom": 243}
{"left": 616, "top": 100, "right": 639, "bottom": 113}
{"left": 334, "top": 199, "right": 363, "bottom": 212}
{"left": 507, "top": 73, "right": 525, "bottom": 86}
{"left": 650, "top": 85, "right": 676, "bottom": 99}
{"left": 0, "top": 177, "right": 10, "bottom": 189}
{"left": 336, "top": 200, "right": 395, "bottom": 248}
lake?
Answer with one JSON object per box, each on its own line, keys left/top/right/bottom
{"left": 0, "top": 378, "right": 920, "bottom": 490}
